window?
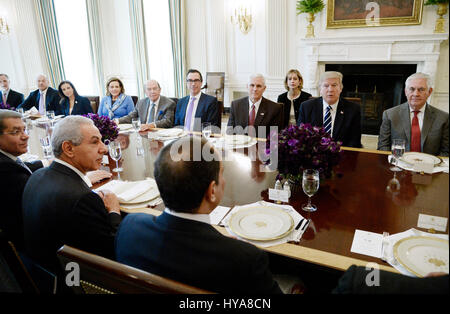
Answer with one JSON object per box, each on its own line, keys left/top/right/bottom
{"left": 54, "top": 0, "right": 98, "bottom": 95}
{"left": 143, "top": 0, "right": 175, "bottom": 97}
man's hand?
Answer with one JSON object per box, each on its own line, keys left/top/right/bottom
{"left": 87, "top": 170, "right": 112, "bottom": 184}
{"left": 140, "top": 123, "right": 156, "bottom": 132}
{"left": 97, "top": 189, "right": 121, "bottom": 215}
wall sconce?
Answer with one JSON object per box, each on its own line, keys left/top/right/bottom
{"left": 231, "top": 5, "right": 253, "bottom": 35}
{"left": 0, "top": 16, "right": 10, "bottom": 36}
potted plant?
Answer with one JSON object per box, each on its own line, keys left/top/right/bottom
{"left": 296, "top": 0, "right": 325, "bottom": 38}
{"left": 425, "top": 0, "right": 449, "bottom": 33}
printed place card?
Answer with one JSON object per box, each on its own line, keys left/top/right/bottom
{"left": 350, "top": 229, "right": 383, "bottom": 258}
{"left": 413, "top": 162, "right": 434, "bottom": 174}
{"left": 102, "top": 155, "right": 109, "bottom": 165}
{"left": 418, "top": 214, "right": 448, "bottom": 232}
{"left": 268, "top": 189, "right": 289, "bottom": 203}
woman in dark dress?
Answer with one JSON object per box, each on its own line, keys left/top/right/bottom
{"left": 277, "top": 69, "right": 312, "bottom": 129}
{"left": 57, "top": 81, "right": 93, "bottom": 116}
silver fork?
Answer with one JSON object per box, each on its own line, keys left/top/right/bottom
{"left": 381, "top": 231, "right": 389, "bottom": 262}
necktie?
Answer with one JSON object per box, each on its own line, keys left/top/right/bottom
{"left": 249, "top": 104, "right": 256, "bottom": 126}
{"left": 2, "top": 92, "right": 6, "bottom": 105}
{"left": 39, "top": 91, "right": 46, "bottom": 115}
{"left": 147, "top": 103, "right": 156, "bottom": 123}
{"left": 16, "top": 158, "right": 32, "bottom": 174}
{"left": 324, "top": 105, "right": 332, "bottom": 135}
{"left": 410, "top": 111, "right": 421, "bottom": 152}
{"left": 185, "top": 97, "right": 196, "bottom": 131}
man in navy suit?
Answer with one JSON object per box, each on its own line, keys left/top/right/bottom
{"left": 298, "top": 71, "right": 362, "bottom": 148}
{"left": 115, "top": 136, "right": 282, "bottom": 294}
{"left": 18, "top": 74, "right": 60, "bottom": 115}
{"left": 0, "top": 74, "right": 24, "bottom": 109}
{"left": 174, "top": 69, "right": 221, "bottom": 132}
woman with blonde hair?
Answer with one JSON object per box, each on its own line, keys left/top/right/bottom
{"left": 98, "top": 77, "right": 134, "bottom": 119}
{"left": 277, "top": 69, "right": 312, "bottom": 129}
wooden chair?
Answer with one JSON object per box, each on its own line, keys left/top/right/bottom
{"left": 86, "top": 96, "right": 100, "bottom": 113}
{"left": 57, "top": 245, "right": 214, "bottom": 294}
{"left": 131, "top": 96, "right": 138, "bottom": 106}
{"left": 343, "top": 97, "right": 362, "bottom": 105}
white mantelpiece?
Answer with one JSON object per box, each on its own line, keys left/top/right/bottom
{"left": 298, "top": 33, "right": 449, "bottom": 105}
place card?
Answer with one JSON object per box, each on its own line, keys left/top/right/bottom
{"left": 102, "top": 155, "right": 109, "bottom": 165}
{"left": 350, "top": 229, "right": 383, "bottom": 258}
{"left": 417, "top": 214, "right": 448, "bottom": 232}
{"left": 209, "top": 206, "right": 231, "bottom": 226}
{"left": 413, "top": 162, "right": 434, "bottom": 174}
{"left": 268, "top": 188, "right": 289, "bottom": 203}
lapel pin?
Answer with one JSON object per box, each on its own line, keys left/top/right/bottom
{"left": 260, "top": 113, "right": 265, "bottom": 116}
{"left": 340, "top": 111, "right": 344, "bottom": 114}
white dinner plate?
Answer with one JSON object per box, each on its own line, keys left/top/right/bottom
{"left": 156, "top": 128, "right": 184, "bottom": 137}
{"left": 224, "top": 134, "right": 252, "bottom": 146}
{"left": 393, "top": 236, "right": 449, "bottom": 277}
{"left": 119, "top": 124, "right": 134, "bottom": 131}
{"left": 400, "top": 152, "right": 441, "bottom": 166}
{"left": 120, "top": 186, "right": 160, "bottom": 205}
{"left": 228, "top": 206, "right": 294, "bottom": 241}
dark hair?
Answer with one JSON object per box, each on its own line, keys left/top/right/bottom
{"left": 106, "top": 77, "right": 125, "bottom": 96}
{"left": 58, "top": 81, "right": 80, "bottom": 104}
{"left": 154, "top": 136, "right": 220, "bottom": 213}
{"left": 186, "top": 69, "right": 203, "bottom": 83}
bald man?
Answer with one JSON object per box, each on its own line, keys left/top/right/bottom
{"left": 118, "top": 80, "right": 176, "bottom": 129}
{"left": 18, "top": 74, "right": 60, "bottom": 115}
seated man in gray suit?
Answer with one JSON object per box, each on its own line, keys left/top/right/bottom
{"left": 227, "top": 74, "right": 283, "bottom": 139}
{"left": 117, "top": 80, "right": 175, "bottom": 130}
{"left": 378, "top": 72, "right": 449, "bottom": 156}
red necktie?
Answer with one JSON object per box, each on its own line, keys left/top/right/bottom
{"left": 410, "top": 111, "right": 421, "bottom": 152}
{"left": 249, "top": 105, "right": 256, "bottom": 126}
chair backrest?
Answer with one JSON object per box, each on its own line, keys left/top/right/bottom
{"left": 86, "top": 96, "right": 100, "bottom": 113}
{"left": 57, "top": 245, "right": 214, "bottom": 294}
{"left": 343, "top": 97, "right": 362, "bottom": 105}
{"left": 131, "top": 96, "right": 138, "bottom": 106}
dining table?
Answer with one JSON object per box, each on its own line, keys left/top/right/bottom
{"left": 26, "top": 121, "right": 449, "bottom": 276}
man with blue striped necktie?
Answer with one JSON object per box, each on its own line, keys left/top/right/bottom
{"left": 298, "top": 71, "right": 362, "bottom": 148}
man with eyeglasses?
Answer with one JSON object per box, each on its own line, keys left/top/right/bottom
{"left": 378, "top": 72, "right": 449, "bottom": 156}
{"left": 0, "top": 110, "right": 44, "bottom": 249}
{"left": 174, "top": 69, "right": 221, "bottom": 132}
{"left": 298, "top": 71, "right": 362, "bottom": 148}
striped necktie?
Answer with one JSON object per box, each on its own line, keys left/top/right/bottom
{"left": 324, "top": 105, "right": 332, "bottom": 135}
{"left": 147, "top": 103, "right": 156, "bottom": 123}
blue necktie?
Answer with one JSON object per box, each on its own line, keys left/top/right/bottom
{"left": 147, "top": 103, "right": 156, "bottom": 123}
{"left": 324, "top": 105, "right": 332, "bottom": 135}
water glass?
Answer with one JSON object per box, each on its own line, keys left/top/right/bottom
{"left": 39, "top": 135, "right": 53, "bottom": 159}
{"left": 108, "top": 141, "right": 123, "bottom": 179}
{"left": 202, "top": 122, "right": 212, "bottom": 139}
{"left": 132, "top": 118, "right": 141, "bottom": 132}
{"left": 390, "top": 139, "right": 405, "bottom": 172}
{"left": 301, "top": 169, "right": 320, "bottom": 212}
{"left": 46, "top": 110, "right": 55, "bottom": 120}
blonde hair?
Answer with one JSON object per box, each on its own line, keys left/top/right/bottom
{"left": 284, "top": 69, "right": 304, "bottom": 91}
{"left": 319, "top": 71, "right": 343, "bottom": 88}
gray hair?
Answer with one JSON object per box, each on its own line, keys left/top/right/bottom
{"left": 0, "top": 73, "right": 9, "bottom": 79}
{"left": 51, "top": 116, "right": 94, "bottom": 158}
{"left": 248, "top": 73, "right": 266, "bottom": 86}
{"left": 319, "top": 71, "right": 343, "bottom": 88}
{"left": 405, "top": 72, "right": 432, "bottom": 89}
{"left": 0, "top": 109, "right": 22, "bottom": 133}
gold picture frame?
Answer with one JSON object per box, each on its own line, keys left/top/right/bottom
{"left": 327, "top": 0, "right": 423, "bottom": 29}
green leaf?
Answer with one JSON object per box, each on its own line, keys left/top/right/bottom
{"left": 296, "top": 0, "right": 325, "bottom": 14}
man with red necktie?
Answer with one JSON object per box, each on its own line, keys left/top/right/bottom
{"left": 378, "top": 72, "right": 449, "bottom": 157}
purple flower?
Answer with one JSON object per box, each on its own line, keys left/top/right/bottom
{"left": 83, "top": 113, "right": 118, "bottom": 143}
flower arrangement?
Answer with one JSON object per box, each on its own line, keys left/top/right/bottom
{"left": 83, "top": 113, "right": 119, "bottom": 144}
{"left": 267, "top": 123, "right": 342, "bottom": 183}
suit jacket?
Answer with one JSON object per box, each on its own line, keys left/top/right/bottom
{"left": 174, "top": 93, "right": 221, "bottom": 131}
{"left": 0, "top": 152, "right": 42, "bottom": 249}
{"left": 22, "top": 162, "right": 121, "bottom": 273}
{"left": 227, "top": 96, "right": 283, "bottom": 139}
{"left": 0, "top": 89, "right": 25, "bottom": 109}
{"left": 18, "top": 87, "right": 60, "bottom": 112}
{"left": 298, "top": 97, "right": 362, "bottom": 148}
{"left": 115, "top": 212, "right": 282, "bottom": 294}
{"left": 377, "top": 102, "right": 449, "bottom": 156}
{"left": 118, "top": 95, "right": 175, "bottom": 128}
{"left": 56, "top": 95, "right": 93, "bottom": 116}
{"left": 98, "top": 94, "right": 135, "bottom": 119}
{"left": 277, "top": 91, "right": 312, "bottom": 129}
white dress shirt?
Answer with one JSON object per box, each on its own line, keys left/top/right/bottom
{"left": 184, "top": 92, "right": 202, "bottom": 131}
{"left": 322, "top": 99, "right": 339, "bottom": 137}
{"left": 248, "top": 97, "right": 262, "bottom": 116}
{"left": 164, "top": 208, "right": 211, "bottom": 225}
{"left": 287, "top": 93, "right": 301, "bottom": 125}
{"left": 409, "top": 104, "right": 426, "bottom": 131}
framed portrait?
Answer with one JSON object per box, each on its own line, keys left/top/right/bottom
{"left": 326, "top": 0, "right": 423, "bottom": 29}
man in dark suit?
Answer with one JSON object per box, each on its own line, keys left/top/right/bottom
{"left": 118, "top": 80, "right": 176, "bottom": 129}
{"left": 174, "top": 69, "right": 221, "bottom": 132}
{"left": 0, "top": 110, "right": 44, "bottom": 249}
{"left": 22, "top": 116, "right": 122, "bottom": 274}
{"left": 378, "top": 72, "right": 449, "bottom": 156}
{"left": 18, "top": 74, "right": 60, "bottom": 115}
{"left": 0, "top": 74, "right": 24, "bottom": 109}
{"left": 115, "top": 136, "right": 282, "bottom": 294}
{"left": 298, "top": 71, "right": 362, "bottom": 148}
{"left": 227, "top": 74, "right": 283, "bottom": 139}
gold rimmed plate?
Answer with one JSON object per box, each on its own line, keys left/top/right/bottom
{"left": 393, "top": 236, "right": 449, "bottom": 277}
{"left": 228, "top": 206, "right": 294, "bottom": 241}
{"left": 400, "top": 152, "right": 441, "bottom": 166}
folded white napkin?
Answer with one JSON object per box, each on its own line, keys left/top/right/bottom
{"left": 157, "top": 128, "right": 183, "bottom": 137}
{"left": 27, "top": 107, "right": 39, "bottom": 114}
{"left": 95, "top": 179, "right": 154, "bottom": 202}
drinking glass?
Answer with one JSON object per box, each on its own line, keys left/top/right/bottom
{"left": 39, "top": 135, "right": 53, "bottom": 159}
{"left": 132, "top": 118, "right": 141, "bottom": 132}
{"left": 202, "top": 122, "right": 212, "bottom": 140}
{"left": 46, "top": 110, "right": 55, "bottom": 120}
{"left": 108, "top": 141, "right": 123, "bottom": 179}
{"left": 301, "top": 169, "right": 320, "bottom": 212}
{"left": 390, "top": 139, "right": 405, "bottom": 172}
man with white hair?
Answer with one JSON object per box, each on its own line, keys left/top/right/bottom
{"left": 298, "top": 71, "right": 362, "bottom": 148}
{"left": 22, "top": 116, "right": 122, "bottom": 275}
{"left": 378, "top": 72, "right": 449, "bottom": 156}
{"left": 18, "top": 74, "right": 59, "bottom": 115}
{"left": 227, "top": 73, "right": 283, "bottom": 138}
{"left": 0, "top": 74, "right": 24, "bottom": 108}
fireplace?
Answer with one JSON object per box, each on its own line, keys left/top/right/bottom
{"left": 325, "top": 64, "right": 417, "bottom": 135}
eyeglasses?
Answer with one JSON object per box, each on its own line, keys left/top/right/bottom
{"left": 186, "top": 79, "right": 201, "bottom": 84}
{"left": 1, "top": 128, "right": 28, "bottom": 136}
